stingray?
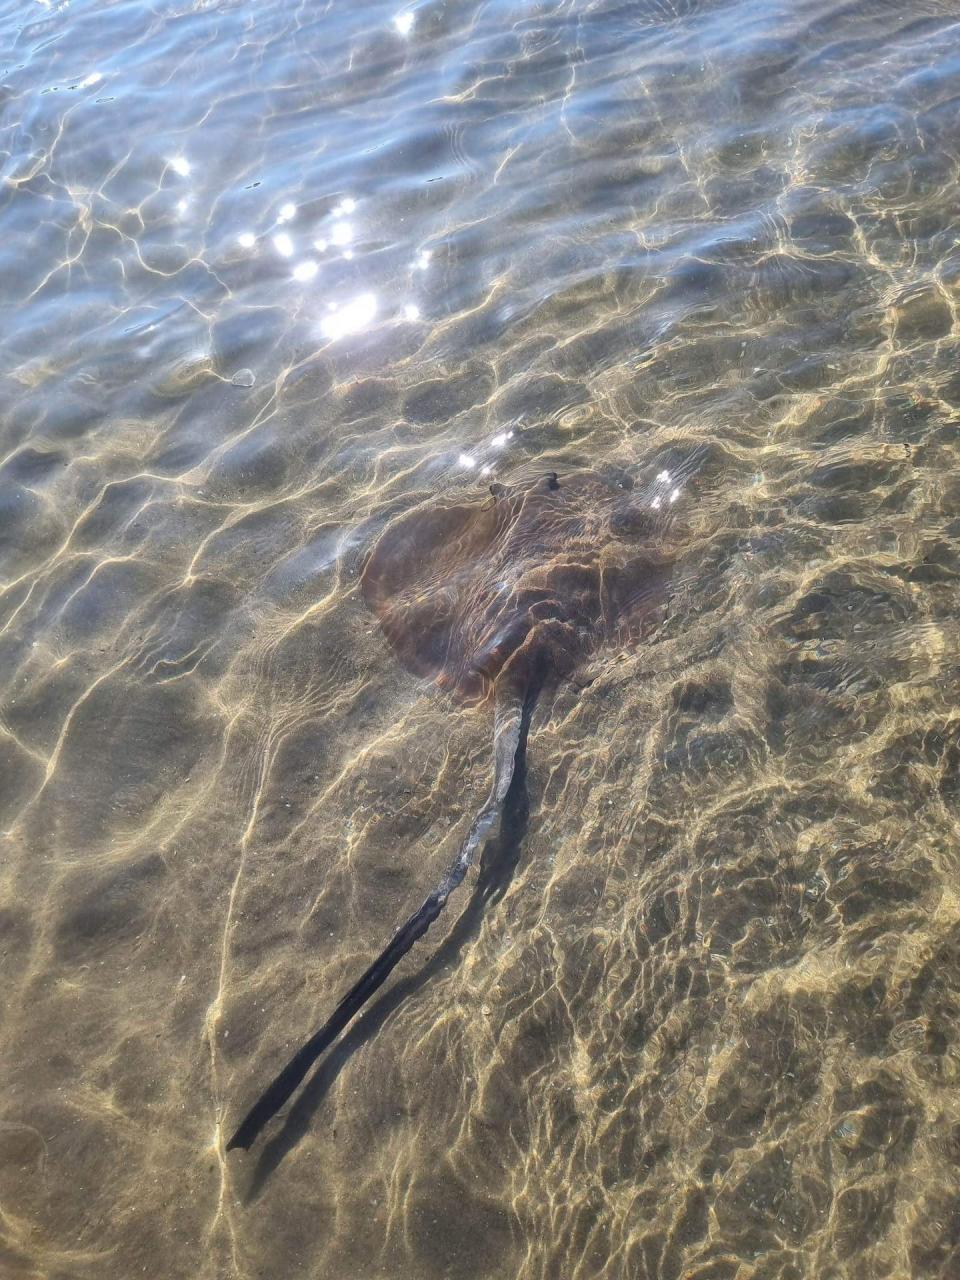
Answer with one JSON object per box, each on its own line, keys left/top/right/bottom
{"left": 227, "top": 458, "right": 693, "bottom": 1152}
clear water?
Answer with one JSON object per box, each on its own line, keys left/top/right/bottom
{"left": 2, "top": 0, "right": 959, "bottom": 1276}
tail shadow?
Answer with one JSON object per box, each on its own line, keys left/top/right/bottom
{"left": 242, "top": 692, "right": 536, "bottom": 1200}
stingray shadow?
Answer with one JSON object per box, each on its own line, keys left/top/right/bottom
{"left": 243, "top": 692, "right": 537, "bottom": 1201}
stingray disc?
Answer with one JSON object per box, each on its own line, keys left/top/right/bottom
{"left": 361, "top": 467, "right": 675, "bottom": 703}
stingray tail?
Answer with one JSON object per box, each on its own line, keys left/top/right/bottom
{"left": 226, "top": 690, "right": 525, "bottom": 1153}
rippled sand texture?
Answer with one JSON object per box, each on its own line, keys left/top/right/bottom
{"left": 2, "top": 0, "right": 960, "bottom": 1276}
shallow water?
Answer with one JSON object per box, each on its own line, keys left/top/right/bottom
{"left": 2, "top": 0, "right": 960, "bottom": 1276}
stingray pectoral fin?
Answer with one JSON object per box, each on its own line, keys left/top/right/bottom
{"left": 226, "top": 689, "right": 525, "bottom": 1153}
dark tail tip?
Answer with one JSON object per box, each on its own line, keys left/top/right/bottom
{"left": 226, "top": 1051, "right": 317, "bottom": 1152}
{"left": 225, "top": 1091, "right": 279, "bottom": 1152}
{"left": 225, "top": 1117, "right": 254, "bottom": 1152}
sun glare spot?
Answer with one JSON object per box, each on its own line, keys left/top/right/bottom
{"left": 272, "top": 232, "right": 294, "bottom": 258}
{"left": 292, "top": 260, "right": 318, "bottom": 282}
{"left": 320, "top": 292, "right": 377, "bottom": 340}
{"left": 170, "top": 155, "right": 190, "bottom": 177}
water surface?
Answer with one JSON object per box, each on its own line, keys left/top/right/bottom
{"left": 2, "top": 0, "right": 959, "bottom": 1276}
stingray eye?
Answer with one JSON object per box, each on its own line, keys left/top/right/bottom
{"left": 545, "top": 472, "right": 560, "bottom": 491}
{"left": 611, "top": 506, "right": 653, "bottom": 537}
{"left": 617, "top": 475, "right": 633, "bottom": 491}
{"left": 489, "top": 482, "right": 507, "bottom": 498}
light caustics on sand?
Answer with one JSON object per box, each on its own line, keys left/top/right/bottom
{"left": 3, "top": 0, "right": 958, "bottom": 1273}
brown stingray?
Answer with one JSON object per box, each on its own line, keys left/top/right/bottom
{"left": 362, "top": 465, "right": 675, "bottom": 705}
{"left": 228, "top": 459, "right": 693, "bottom": 1152}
